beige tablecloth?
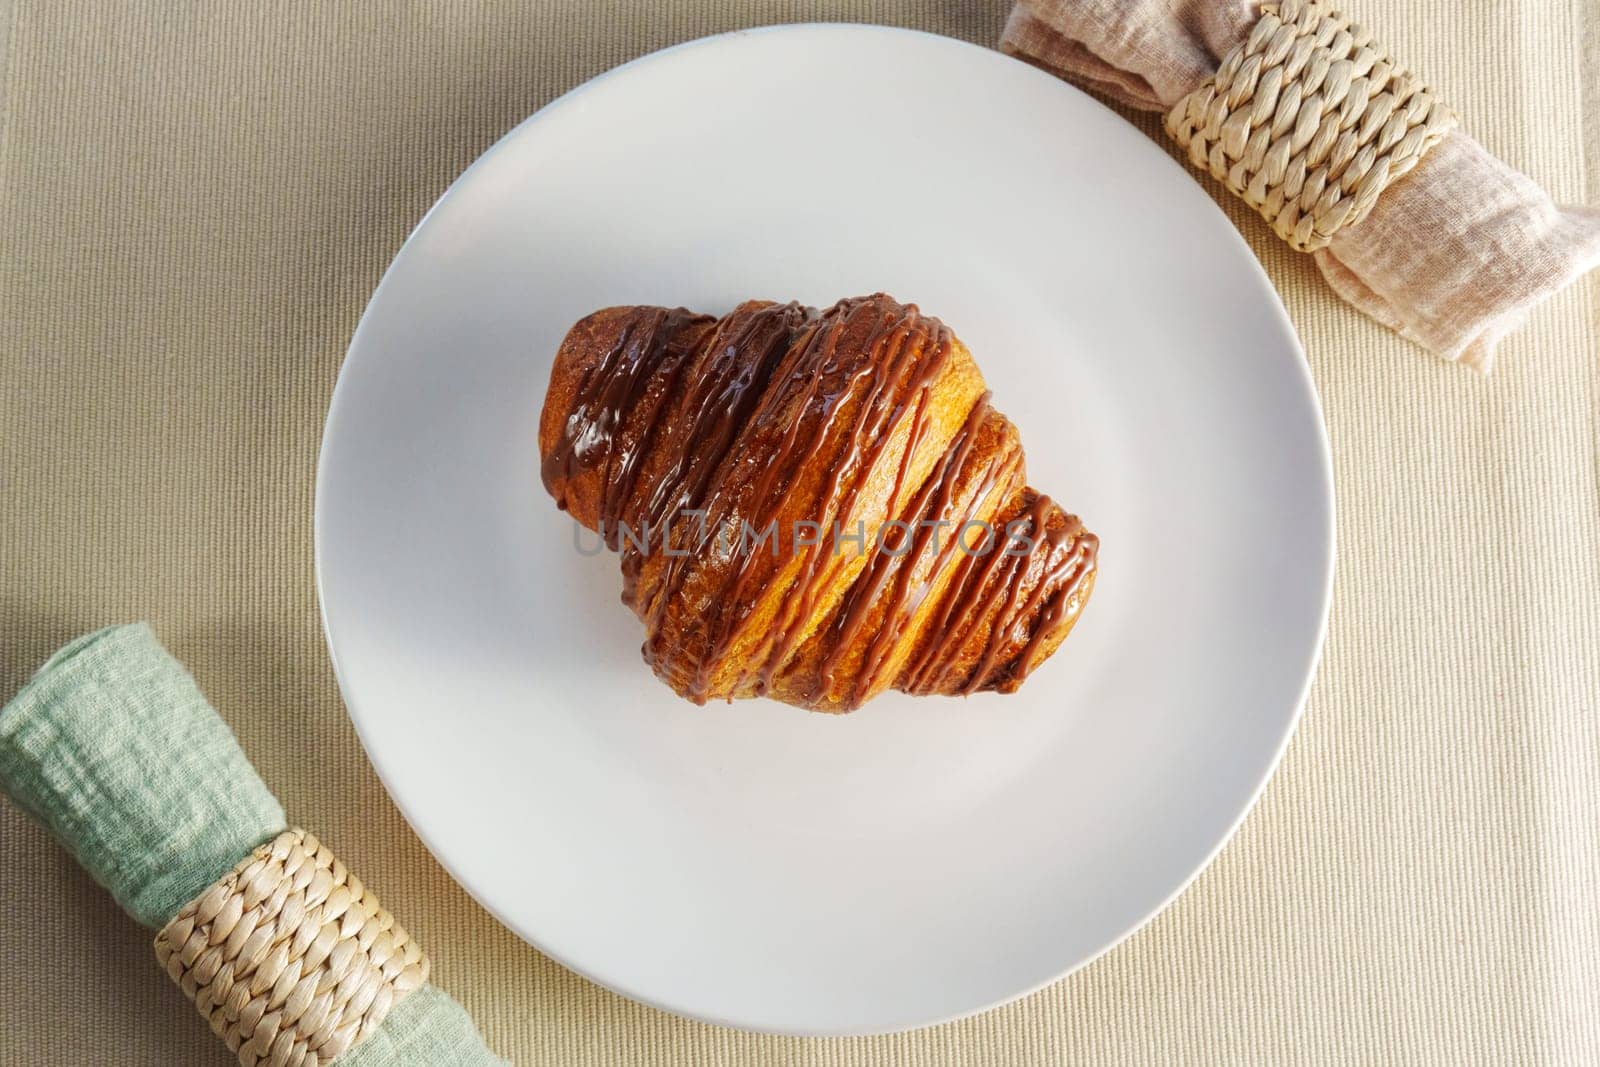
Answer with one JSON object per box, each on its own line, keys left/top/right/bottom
{"left": 2, "top": 1, "right": 1596, "bottom": 1063}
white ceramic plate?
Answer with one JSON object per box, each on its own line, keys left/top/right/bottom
{"left": 317, "top": 25, "right": 1333, "bottom": 1036}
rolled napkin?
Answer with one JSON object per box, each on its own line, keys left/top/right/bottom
{"left": 1002, "top": 0, "right": 1600, "bottom": 370}
{"left": 0, "top": 623, "right": 504, "bottom": 1067}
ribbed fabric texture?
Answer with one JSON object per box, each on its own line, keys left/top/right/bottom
{"left": 0, "top": 625, "right": 505, "bottom": 1065}
{"left": 0, "top": 624, "right": 287, "bottom": 928}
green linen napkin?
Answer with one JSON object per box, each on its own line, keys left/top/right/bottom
{"left": 0, "top": 623, "right": 504, "bottom": 1066}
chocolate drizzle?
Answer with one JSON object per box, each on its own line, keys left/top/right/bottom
{"left": 540, "top": 306, "right": 712, "bottom": 537}
{"left": 732, "top": 301, "right": 957, "bottom": 701}
{"left": 538, "top": 294, "right": 1099, "bottom": 712}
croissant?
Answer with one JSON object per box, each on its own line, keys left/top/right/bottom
{"left": 539, "top": 294, "right": 1098, "bottom": 713}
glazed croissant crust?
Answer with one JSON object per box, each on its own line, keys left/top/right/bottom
{"left": 540, "top": 294, "right": 1097, "bottom": 712}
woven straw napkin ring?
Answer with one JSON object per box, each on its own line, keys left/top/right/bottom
{"left": 154, "top": 830, "right": 429, "bottom": 1067}
{"left": 1166, "top": 0, "right": 1455, "bottom": 252}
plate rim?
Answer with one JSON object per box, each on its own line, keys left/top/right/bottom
{"left": 315, "top": 21, "right": 1336, "bottom": 1036}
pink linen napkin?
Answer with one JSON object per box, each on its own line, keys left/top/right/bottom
{"left": 1003, "top": 0, "right": 1600, "bottom": 370}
